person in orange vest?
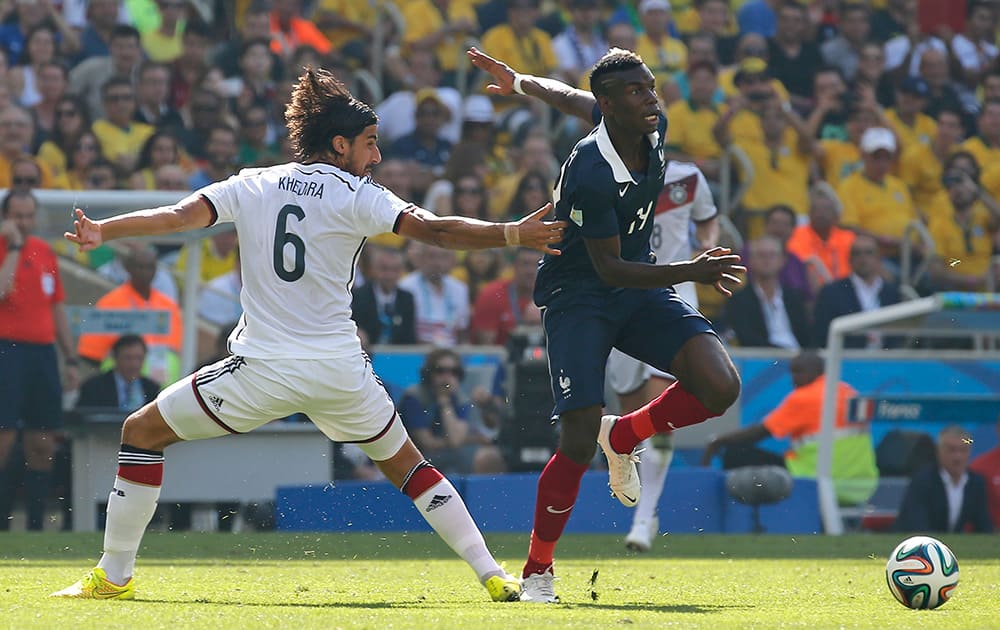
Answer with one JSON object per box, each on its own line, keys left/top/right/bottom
{"left": 77, "top": 245, "right": 183, "bottom": 385}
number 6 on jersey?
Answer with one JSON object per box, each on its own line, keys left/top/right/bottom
{"left": 274, "top": 203, "right": 306, "bottom": 281}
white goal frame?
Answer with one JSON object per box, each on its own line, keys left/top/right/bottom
{"left": 817, "top": 293, "right": 1000, "bottom": 534}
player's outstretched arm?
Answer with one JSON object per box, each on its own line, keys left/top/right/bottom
{"left": 585, "top": 237, "right": 745, "bottom": 295}
{"left": 64, "top": 194, "right": 215, "bottom": 251}
{"left": 467, "top": 47, "right": 596, "bottom": 123}
{"left": 396, "top": 203, "right": 566, "bottom": 254}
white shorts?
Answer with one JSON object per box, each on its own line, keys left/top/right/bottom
{"left": 156, "top": 353, "right": 407, "bottom": 461}
{"left": 606, "top": 348, "right": 673, "bottom": 396}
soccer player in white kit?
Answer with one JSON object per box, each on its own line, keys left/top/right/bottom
{"left": 52, "top": 68, "right": 566, "bottom": 602}
{"left": 605, "top": 161, "right": 719, "bottom": 552}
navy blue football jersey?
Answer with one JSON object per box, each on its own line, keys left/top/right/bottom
{"left": 534, "top": 109, "right": 668, "bottom": 307}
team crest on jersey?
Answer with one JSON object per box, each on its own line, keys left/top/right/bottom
{"left": 570, "top": 207, "right": 583, "bottom": 226}
{"left": 656, "top": 173, "right": 697, "bottom": 214}
{"left": 669, "top": 184, "right": 688, "bottom": 205}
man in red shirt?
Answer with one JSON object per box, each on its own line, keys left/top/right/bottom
{"left": 970, "top": 417, "right": 1000, "bottom": 529}
{"left": 470, "top": 247, "right": 542, "bottom": 346}
{"left": 0, "top": 191, "right": 79, "bottom": 530}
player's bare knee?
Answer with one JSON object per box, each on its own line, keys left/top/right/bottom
{"left": 702, "top": 369, "right": 741, "bottom": 414}
{"left": 121, "top": 405, "right": 177, "bottom": 451}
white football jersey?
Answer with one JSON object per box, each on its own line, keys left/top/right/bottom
{"left": 654, "top": 161, "right": 717, "bottom": 306}
{"left": 200, "top": 162, "right": 412, "bottom": 359}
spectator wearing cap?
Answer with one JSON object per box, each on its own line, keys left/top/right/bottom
{"left": 375, "top": 48, "right": 463, "bottom": 146}
{"left": 733, "top": 101, "right": 815, "bottom": 234}
{"left": 456, "top": 94, "right": 504, "bottom": 182}
{"left": 714, "top": 56, "right": 778, "bottom": 147}
{"left": 766, "top": 2, "right": 823, "bottom": 111}
{"left": 635, "top": 0, "right": 688, "bottom": 91}
{"left": 899, "top": 108, "right": 967, "bottom": 213}
{"left": 885, "top": 77, "right": 936, "bottom": 150}
{"left": 387, "top": 89, "right": 454, "bottom": 199}
{"left": 958, "top": 100, "right": 1000, "bottom": 176}
{"left": 819, "top": 3, "right": 870, "bottom": 83}
{"left": 665, "top": 61, "right": 724, "bottom": 181}
{"left": 402, "top": 0, "right": 479, "bottom": 87}
{"left": 951, "top": 0, "right": 999, "bottom": 89}
{"left": 925, "top": 152, "right": 1000, "bottom": 291}
{"left": 551, "top": 0, "right": 607, "bottom": 88}
{"left": 837, "top": 127, "right": 918, "bottom": 263}
{"left": 787, "top": 183, "right": 857, "bottom": 293}
{"left": 816, "top": 102, "right": 882, "bottom": 189}
{"left": 268, "top": 0, "right": 332, "bottom": 60}
{"left": 719, "top": 33, "right": 789, "bottom": 102}
{"left": 737, "top": 0, "right": 780, "bottom": 38}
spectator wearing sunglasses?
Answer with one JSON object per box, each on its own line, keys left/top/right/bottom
{"left": 398, "top": 349, "right": 497, "bottom": 475}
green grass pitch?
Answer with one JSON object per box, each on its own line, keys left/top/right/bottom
{"left": 2, "top": 532, "right": 998, "bottom": 629}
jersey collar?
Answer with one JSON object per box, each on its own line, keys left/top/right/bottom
{"left": 595, "top": 118, "right": 660, "bottom": 185}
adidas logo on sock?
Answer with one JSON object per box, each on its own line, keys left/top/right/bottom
{"left": 112, "top": 487, "right": 125, "bottom": 497}
{"left": 207, "top": 394, "right": 225, "bottom": 411}
{"left": 426, "top": 494, "right": 452, "bottom": 512}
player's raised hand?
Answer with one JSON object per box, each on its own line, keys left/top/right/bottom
{"left": 467, "top": 47, "right": 517, "bottom": 96}
{"left": 511, "top": 203, "right": 567, "bottom": 255}
{"left": 64, "top": 208, "right": 103, "bottom": 251}
{"left": 687, "top": 247, "right": 746, "bottom": 297}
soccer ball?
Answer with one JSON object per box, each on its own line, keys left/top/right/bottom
{"left": 885, "top": 536, "right": 959, "bottom": 609}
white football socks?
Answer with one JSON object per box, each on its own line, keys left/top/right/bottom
{"left": 410, "top": 478, "right": 504, "bottom": 583}
{"left": 97, "top": 478, "right": 160, "bottom": 585}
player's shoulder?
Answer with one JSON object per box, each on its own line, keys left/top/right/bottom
{"left": 566, "top": 133, "right": 613, "bottom": 181}
{"left": 664, "top": 160, "right": 702, "bottom": 180}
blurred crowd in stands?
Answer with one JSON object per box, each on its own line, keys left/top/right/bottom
{"left": 3, "top": 0, "right": 1000, "bottom": 527}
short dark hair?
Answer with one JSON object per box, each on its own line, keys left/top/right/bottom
{"left": 0, "top": 190, "right": 37, "bottom": 216}
{"left": 967, "top": 0, "right": 994, "bottom": 18}
{"left": 138, "top": 60, "right": 171, "bottom": 81}
{"left": 284, "top": 67, "right": 378, "bottom": 162}
{"left": 207, "top": 123, "right": 237, "bottom": 142}
{"left": 239, "top": 37, "right": 271, "bottom": 59}
{"left": 112, "top": 334, "right": 147, "bottom": 357}
{"left": 184, "top": 19, "right": 214, "bottom": 41}
{"left": 102, "top": 76, "right": 133, "bottom": 98}
{"left": 944, "top": 150, "right": 981, "bottom": 183}
{"left": 109, "top": 24, "right": 141, "bottom": 44}
{"left": 765, "top": 204, "right": 796, "bottom": 225}
{"left": 589, "top": 48, "right": 645, "bottom": 97}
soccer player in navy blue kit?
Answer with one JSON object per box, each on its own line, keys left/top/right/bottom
{"left": 469, "top": 47, "right": 745, "bottom": 603}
